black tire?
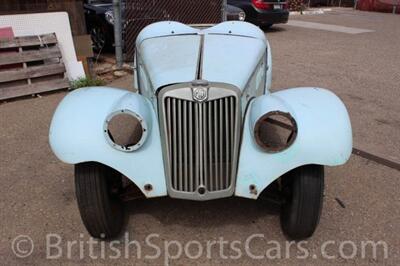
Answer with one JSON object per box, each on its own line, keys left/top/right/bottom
{"left": 280, "top": 165, "right": 324, "bottom": 240}
{"left": 75, "top": 162, "right": 124, "bottom": 239}
{"left": 88, "top": 17, "right": 113, "bottom": 52}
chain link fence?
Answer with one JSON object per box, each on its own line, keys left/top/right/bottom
{"left": 124, "top": 0, "right": 224, "bottom": 61}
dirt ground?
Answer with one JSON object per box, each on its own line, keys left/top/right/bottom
{"left": 1, "top": 8, "right": 399, "bottom": 265}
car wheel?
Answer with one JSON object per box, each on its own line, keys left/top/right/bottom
{"left": 91, "top": 26, "right": 106, "bottom": 52}
{"left": 75, "top": 162, "right": 124, "bottom": 239}
{"left": 89, "top": 18, "right": 112, "bottom": 52}
{"left": 280, "top": 165, "right": 324, "bottom": 240}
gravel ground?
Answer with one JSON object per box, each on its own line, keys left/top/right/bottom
{"left": 0, "top": 8, "right": 399, "bottom": 265}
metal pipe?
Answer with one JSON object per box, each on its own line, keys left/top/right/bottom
{"left": 222, "top": 0, "right": 227, "bottom": 21}
{"left": 113, "top": 0, "right": 123, "bottom": 68}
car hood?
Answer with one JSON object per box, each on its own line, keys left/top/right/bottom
{"left": 136, "top": 21, "right": 267, "bottom": 92}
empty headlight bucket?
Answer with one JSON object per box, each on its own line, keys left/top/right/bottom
{"left": 104, "top": 110, "right": 148, "bottom": 152}
{"left": 253, "top": 111, "right": 297, "bottom": 153}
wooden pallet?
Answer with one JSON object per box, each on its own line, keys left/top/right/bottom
{"left": 0, "top": 33, "right": 69, "bottom": 100}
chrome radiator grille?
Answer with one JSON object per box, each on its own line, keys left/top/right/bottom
{"left": 159, "top": 84, "right": 241, "bottom": 200}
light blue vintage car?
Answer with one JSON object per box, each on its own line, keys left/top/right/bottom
{"left": 49, "top": 21, "right": 352, "bottom": 240}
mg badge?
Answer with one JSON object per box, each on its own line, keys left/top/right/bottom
{"left": 192, "top": 87, "right": 208, "bottom": 102}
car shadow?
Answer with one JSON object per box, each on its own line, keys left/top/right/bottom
{"left": 124, "top": 197, "right": 280, "bottom": 228}
{"left": 263, "top": 26, "right": 286, "bottom": 33}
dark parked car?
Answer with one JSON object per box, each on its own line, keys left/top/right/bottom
{"left": 226, "top": 4, "right": 247, "bottom": 21}
{"left": 228, "top": 0, "right": 289, "bottom": 29}
{"left": 84, "top": 0, "right": 246, "bottom": 51}
{"left": 84, "top": 0, "right": 120, "bottom": 51}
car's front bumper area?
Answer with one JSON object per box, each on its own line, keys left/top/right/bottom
{"left": 248, "top": 8, "right": 289, "bottom": 26}
{"left": 50, "top": 86, "right": 352, "bottom": 201}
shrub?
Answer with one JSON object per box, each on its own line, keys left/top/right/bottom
{"left": 70, "top": 77, "right": 105, "bottom": 90}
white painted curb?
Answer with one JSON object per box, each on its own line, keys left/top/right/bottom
{"left": 290, "top": 8, "right": 332, "bottom": 15}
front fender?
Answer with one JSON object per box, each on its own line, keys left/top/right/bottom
{"left": 235, "top": 87, "right": 352, "bottom": 199}
{"left": 49, "top": 87, "right": 167, "bottom": 198}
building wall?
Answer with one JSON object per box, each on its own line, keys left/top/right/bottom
{"left": 0, "top": 0, "right": 87, "bottom": 35}
{"left": 356, "top": 0, "right": 399, "bottom": 13}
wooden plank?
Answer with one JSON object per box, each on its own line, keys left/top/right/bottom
{"left": 0, "top": 27, "right": 21, "bottom": 71}
{"left": 0, "top": 25, "right": 70, "bottom": 100}
{"left": 74, "top": 35, "right": 94, "bottom": 57}
{"left": 18, "top": 46, "right": 31, "bottom": 85}
{"left": 0, "top": 0, "right": 47, "bottom": 14}
{"left": 0, "top": 78, "right": 70, "bottom": 100}
{"left": 47, "top": 1, "right": 87, "bottom": 36}
{"left": 77, "top": 56, "right": 92, "bottom": 78}
{"left": 0, "top": 34, "right": 58, "bottom": 49}
{"left": 0, "top": 46, "right": 61, "bottom": 66}
{"left": 0, "top": 63, "right": 66, "bottom": 83}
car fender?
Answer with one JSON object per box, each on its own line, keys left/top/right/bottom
{"left": 265, "top": 40, "right": 272, "bottom": 92}
{"left": 235, "top": 87, "right": 352, "bottom": 199}
{"left": 49, "top": 87, "right": 167, "bottom": 198}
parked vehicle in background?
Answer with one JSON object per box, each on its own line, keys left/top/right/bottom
{"left": 84, "top": 0, "right": 246, "bottom": 52}
{"left": 227, "top": 4, "right": 247, "bottom": 21}
{"left": 84, "top": 0, "right": 120, "bottom": 51}
{"left": 228, "top": 0, "right": 289, "bottom": 29}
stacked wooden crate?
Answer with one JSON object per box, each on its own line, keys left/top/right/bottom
{"left": 0, "top": 33, "right": 69, "bottom": 100}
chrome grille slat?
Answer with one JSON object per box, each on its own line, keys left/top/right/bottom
{"left": 172, "top": 98, "right": 177, "bottom": 189}
{"left": 183, "top": 101, "right": 188, "bottom": 192}
{"left": 230, "top": 97, "right": 235, "bottom": 185}
{"left": 189, "top": 102, "right": 194, "bottom": 191}
{"left": 219, "top": 98, "right": 224, "bottom": 189}
{"left": 214, "top": 100, "right": 218, "bottom": 191}
{"left": 175, "top": 100, "right": 182, "bottom": 190}
{"left": 160, "top": 85, "right": 240, "bottom": 199}
{"left": 225, "top": 97, "right": 229, "bottom": 187}
{"left": 195, "top": 103, "right": 200, "bottom": 189}
{"left": 166, "top": 98, "right": 172, "bottom": 162}
{"left": 208, "top": 101, "right": 213, "bottom": 191}
{"left": 202, "top": 103, "right": 208, "bottom": 189}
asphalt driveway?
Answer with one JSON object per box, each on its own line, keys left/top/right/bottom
{"left": 0, "top": 8, "right": 399, "bottom": 265}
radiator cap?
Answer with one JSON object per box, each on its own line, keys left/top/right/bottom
{"left": 191, "top": 80, "right": 209, "bottom": 87}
